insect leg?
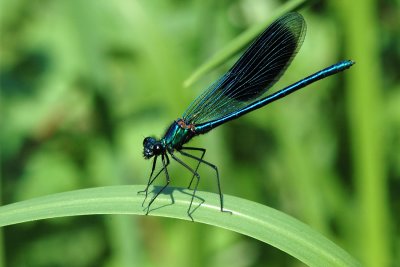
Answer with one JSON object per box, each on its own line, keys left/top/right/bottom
{"left": 139, "top": 156, "right": 170, "bottom": 206}
{"left": 145, "top": 154, "right": 170, "bottom": 214}
{"left": 180, "top": 146, "right": 206, "bottom": 189}
{"left": 179, "top": 148, "right": 228, "bottom": 214}
{"left": 169, "top": 152, "right": 200, "bottom": 221}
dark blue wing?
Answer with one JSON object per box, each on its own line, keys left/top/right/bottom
{"left": 183, "top": 12, "right": 306, "bottom": 125}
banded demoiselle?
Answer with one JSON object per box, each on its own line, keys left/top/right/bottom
{"left": 140, "top": 12, "right": 354, "bottom": 219}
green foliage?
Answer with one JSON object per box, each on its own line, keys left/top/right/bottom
{"left": 1, "top": 0, "right": 398, "bottom": 266}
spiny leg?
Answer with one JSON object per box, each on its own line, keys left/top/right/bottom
{"left": 169, "top": 153, "right": 200, "bottom": 221}
{"left": 139, "top": 155, "right": 169, "bottom": 190}
{"left": 138, "top": 155, "right": 158, "bottom": 205}
{"left": 181, "top": 147, "right": 206, "bottom": 189}
{"left": 138, "top": 156, "right": 169, "bottom": 207}
{"left": 145, "top": 154, "right": 171, "bottom": 214}
{"left": 179, "top": 148, "right": 228, "bottom": 214}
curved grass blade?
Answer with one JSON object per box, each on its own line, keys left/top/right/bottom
{"left": 0, "top": 185, "right": 361, "bottom": 267}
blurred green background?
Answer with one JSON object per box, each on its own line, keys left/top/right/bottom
{"left": 1, "top": 0, "right": 399, "bottom": 266}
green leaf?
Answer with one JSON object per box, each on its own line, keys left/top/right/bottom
{"left": 0, "top": 185, "right": 360, "bottom": 267}
{"left": 183, "top": 0, "right": 309, "bottom": 87}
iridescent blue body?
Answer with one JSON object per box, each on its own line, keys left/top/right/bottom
{"left": 140, "top": 12, "right": 354, "bottom": 220}
{"left": 194, "top": 60, "right": 353, "bottom": 133}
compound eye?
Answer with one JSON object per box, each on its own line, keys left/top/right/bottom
{"left": 143, "top": 137, "right": 150, "bottom": 146}
{"left": 143, "top": 137, "right": 154, "bottom": 146}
